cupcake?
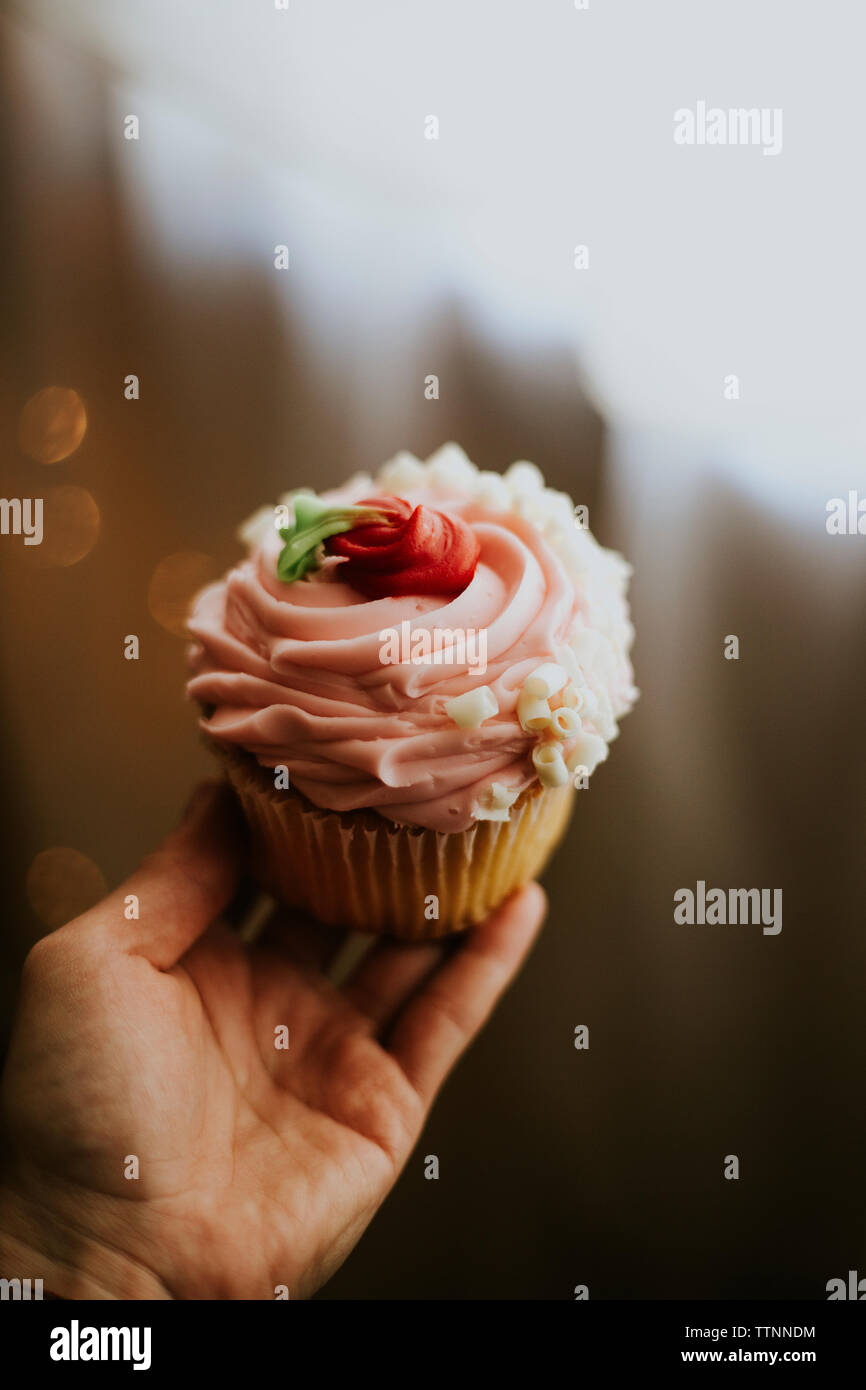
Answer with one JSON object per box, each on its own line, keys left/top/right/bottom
{"left": 186, "top": 444, "right": 636, "bottom": 938}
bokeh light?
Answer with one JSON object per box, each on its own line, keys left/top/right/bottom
{"left": 148, "top": 551, "right": 219, "bottom": 636}
{"left": 26, "top": 848, "right": 108, "bottom": 929}
{"left": 18, "top": 387, "right": 87, "bottom": 463}
{"left": 35, "top": 485, "right": 101, "bottom": 567}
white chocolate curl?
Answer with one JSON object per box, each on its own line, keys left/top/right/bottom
{"left": 524, "top": 662, "right": 568, "bottom": 699}
{"left": 517, "top": 689, "right": 554, "bottom": 733}
{"left": 565, "top": 730, "right": 608, "bottom": 776}
{"left": 532, "top": 742, "right": 569, "bottom": 787}
{"left": 445, "top": 685, "right": 498, "bottom": 729}
{"left": 474, "top": 781, "right": 520, "bottom": 822}
{"left": 550, "top": 706, "right": 582, "bottom": 739}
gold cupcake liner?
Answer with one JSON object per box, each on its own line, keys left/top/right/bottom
{"left": 217, "top": 744, "right": 574, "bottom": 939}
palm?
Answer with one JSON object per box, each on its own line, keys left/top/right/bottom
{"left": 0, "top": 785, "right": 545, "bottom": 1300}
{"left": 159, "top": 923, "right": 424, "bottom": 1299}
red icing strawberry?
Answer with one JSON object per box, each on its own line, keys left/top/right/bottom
{"left": 327, "top": 495, "right": 480, "bottom": 598}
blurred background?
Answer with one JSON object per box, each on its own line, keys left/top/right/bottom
{"left": 1, "top": 0, "right": 864, "bottom": 1299}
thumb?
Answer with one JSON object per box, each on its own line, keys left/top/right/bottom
{"left": 94, "top": 780, "right": 243, "bottom": 967}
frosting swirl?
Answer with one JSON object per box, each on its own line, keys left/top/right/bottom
{"left": 187, "top": 450, "right": 636, "bottom": 832}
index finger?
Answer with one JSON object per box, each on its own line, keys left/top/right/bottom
{"left": 80, "top": 780, "right": 243, "bottom": 968}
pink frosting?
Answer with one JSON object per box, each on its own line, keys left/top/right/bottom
{"left": 187, "top": 490, "right": 582, "bottom": 831}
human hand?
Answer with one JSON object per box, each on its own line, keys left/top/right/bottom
{"left": 0, "top": 783, "right": 546, "bottom": 1299}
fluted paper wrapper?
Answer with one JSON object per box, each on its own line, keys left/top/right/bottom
{"left": 220, "top": 746, "right": 574, "bottom": 939}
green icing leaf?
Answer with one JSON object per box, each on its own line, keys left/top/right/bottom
{"left": 276, "top": 495, "right": 387, "bottom": 583}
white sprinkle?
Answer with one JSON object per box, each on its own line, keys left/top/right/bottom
{"left": 572, "top": 628, "right": 603, "bottom": 668}
{"left": 504, "top": 460, "right": 545, "bottom": 496}
{"left": 472, "top": 471, "right": 511, "bottom": 511}
{"left": 378, "top": 451, "right": 426, "bottom": 490}
{"left": 425, "top": 443, "right": 476, "bottom": 491}
{"left": 556, "top": 644, "right": 584, "bottom": 685}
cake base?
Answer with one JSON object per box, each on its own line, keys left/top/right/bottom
{"left": 216, "top": 743, "right": 574, "bottom": 939}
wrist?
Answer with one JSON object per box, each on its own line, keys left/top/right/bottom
{"left": 0, "top": 1183, "right": 172, "bottom": 1300}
